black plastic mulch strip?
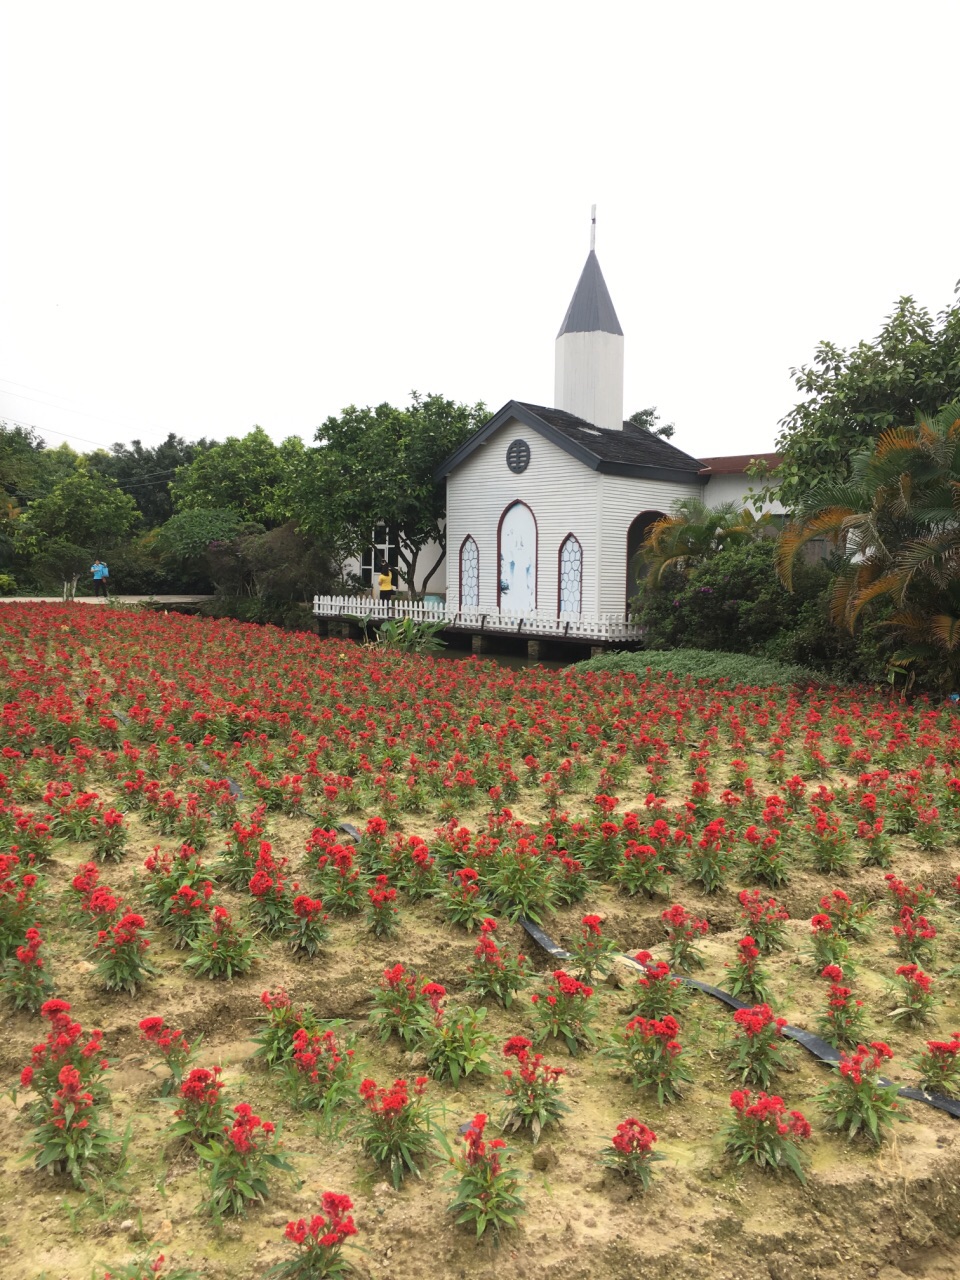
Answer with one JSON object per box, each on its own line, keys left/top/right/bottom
{"left": 518, "top": 915, "right": 960, "bottom": 1120}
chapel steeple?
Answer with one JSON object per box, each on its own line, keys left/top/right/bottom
{"left": 554, "top": 207, "right": 625, "bottom": 432}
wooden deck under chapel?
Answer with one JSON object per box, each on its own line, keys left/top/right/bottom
{"left": 311, "top": 594, "right": 643, "bottom": 658}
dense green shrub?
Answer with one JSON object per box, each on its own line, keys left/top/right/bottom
{"left": 576, "top": 648, "right": 822, "bottom": 687}
{"left": 99, "top": 534, "right": 178, "bottom": 595}
{"left": 197, "top": 596, "right": 315, "bottom": 631}
{"left": 630, "top": 540, "right": 887, "bottom": 685}
{"left": 205, "top": 522, "right": 334, "bottom": 601}
{"left": 760, "top": 592, "right": 890, "bottom": 686}
{"left": 0, "top": 572, "right": 16, "bottom": 595}
{"left": 632, "top": 540, "right": 806, "bottom": 651}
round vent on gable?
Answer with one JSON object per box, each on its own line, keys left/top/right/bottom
{"left": 506, "top": 439, "right": 531, "bottom": 474}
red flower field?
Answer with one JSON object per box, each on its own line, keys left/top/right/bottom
{"left": 2, "top": 602, "right": 960, "bottom": 1279}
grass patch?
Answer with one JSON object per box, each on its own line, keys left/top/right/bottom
{"left": 575, "top": 647, "right": 824, "bottom": 687}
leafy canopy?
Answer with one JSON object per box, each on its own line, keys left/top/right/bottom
{"left": 20, "top": 464, "right": 140, "bottom": 550}
{"left": 774, "top": 291, "right": 960, "bottom": 510}
{"left": 0, "top": 422, "right": 46, "bottom": 504}
{"left": 778, "top": 402, "right": 960, "bottom": 690}
{"left": 154, "top": 508, "right": 250, "bottom": 561}
{"left": 88, "top": 433, "right": 213, "bottom": 528}
{"left": 628, "top": 407, "right": 675, "bottom": 440}
{"left": 171, "top": 427, "right": 304, "bottom": 528}
{"left": 294, "top": 392, "right": 487, "bottom": 593}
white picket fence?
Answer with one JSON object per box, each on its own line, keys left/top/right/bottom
{"left": 311, "top": 595, "right": 643, "bottom": 642}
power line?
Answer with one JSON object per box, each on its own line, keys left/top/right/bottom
{"left": 0, "top": 413, "right": 113, "bottom": 450}
{"left": 0, "top": 387, "right": 127, "bottom": 423}
{"left": 0, "top": 384, "right": 171, "bottom": 442}
{"left": 1, "top": 418, "right": 192, "bottom": 501}
{"left": 0, "top": 377, "right": 81, "bottom": 404}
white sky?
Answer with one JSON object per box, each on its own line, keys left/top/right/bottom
{"left": 1, "top": 1, "right": 958, "bottom": 462}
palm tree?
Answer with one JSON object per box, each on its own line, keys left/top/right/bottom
{"left": 776, "top": 402, "right": 960, "bottom": 687}
{"left": 639, "top": 498, "right": 771, "bottom": 586}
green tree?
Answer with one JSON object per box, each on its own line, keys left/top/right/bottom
{"left": 170, "top": 427, "right": 303, "bottom": 527}
{"left": 204, "top": 521, "right": 334, "bottom": 601}
{"left": 21, "top": 465, "right": 139, "bottom": 550}
{"left": 29, "top": 539, "right": 92, "bottom": 598}
{"left": 777, "top": 402, "right": 960, "bottom": 690}
{"left": 0, "top": 422, "right": 46, "bottom": 505}
{"left": 294, "top": 392, "right": 487, "bottom": 596}
{"left": 774, "top": 291, "right": 960, "bottom": 510}
{"left": 628, "top": 407, "right": 675, "bottom": 439}
{"left": 151, "top": 508, "right": 256, "bottom": 595}
{"left": 35, "top": 441, "right": 83, "bottom": 489}
{"left": 0, "top": 423, "right": 46, "bottom": 569}
{"left": 88, "top": 433, "right": 213, "bottom": 527}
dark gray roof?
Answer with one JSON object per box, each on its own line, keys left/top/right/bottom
{"left": 556, "top": 251, "right": 623, "bottom": 338}
{"left": 520, "top": 403, "right": 703, "bottom": 472}
{"left": 434, "top": 400, "right": 704, "bottom": 485}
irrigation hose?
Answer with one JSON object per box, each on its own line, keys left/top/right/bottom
{"left": 518, "top": 915, "right": 960, "bottom": 1120}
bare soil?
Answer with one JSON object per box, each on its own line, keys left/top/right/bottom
{"left": 1, "top": 800, "right": 959, "bottom": 1280}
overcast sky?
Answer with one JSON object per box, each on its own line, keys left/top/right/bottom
{"left": 1, "top": 1, "right": 958, "bottom": 463}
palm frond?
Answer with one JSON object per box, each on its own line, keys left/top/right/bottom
{"left": 776, "top": 507, "right": 862, "bottom": 589}
{"left": 847, "top": 571, "right": 907, "bottom": 625}
{"left": 793, "top": 481, "right": 868, "bottom": 520}
{"left": 929, "top": 613, "right": 960, "bottom": 653}
{"left": 893, "top": 535, "right": 960, "bottom": 583}
{"left": 874, "top": 427, "right": 922, "bottom": 457}
{"left": 931, "top": 401, "right": 960, "bottom": 437}
{"left": 652, "top": 554, "right": 693, "bottom": 585}
{"left": 828, "top": 569, "right": 861, "bottom": 629}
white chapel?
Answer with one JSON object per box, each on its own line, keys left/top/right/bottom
{"left": 433, "top": 219, "right": 773, "bottom": 616}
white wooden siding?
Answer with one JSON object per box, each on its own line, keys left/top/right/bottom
{"left": 704, "top": 473, "right": 785, "bottom": 515}
{"left": 446, "top": 420, "right": 602, "bottom": 614}
{"left": 444, "top": 416, "right": 702, "bottom": 615}
{"left": 596, "top": 471, "right": 702, "bottom": 612}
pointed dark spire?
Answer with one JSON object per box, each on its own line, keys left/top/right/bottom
{"left": 556, "top": 251, "right": 623, "bottom": 338}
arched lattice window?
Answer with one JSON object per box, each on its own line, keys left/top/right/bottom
{"left": 459, "top": 536, "right": 479, "bottom": 609}
{"left": 558, "top": 534, "right": 583, "bottom": 615}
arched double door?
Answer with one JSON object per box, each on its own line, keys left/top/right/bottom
{"left": 498, "top": 501, "right": 537, "bottom": 611}
{"left": 491, "top": 504, "right": 585, "bottom": 616}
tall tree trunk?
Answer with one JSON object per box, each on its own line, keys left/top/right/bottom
{"left": 397, "top": 538, "right": 421, "bottom": 599}
{"left": 418, "top": 545, "right": 446, "bottom": 599}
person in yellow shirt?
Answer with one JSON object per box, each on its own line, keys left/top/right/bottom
{"left": 378, "top": 561, "right": 395, "bottom": 609}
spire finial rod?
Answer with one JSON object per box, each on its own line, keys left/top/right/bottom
{"left": 590, "top": 204, "right": 596, "bottom": 251}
